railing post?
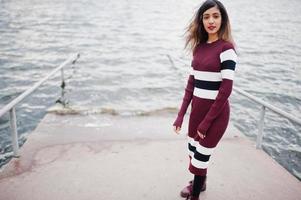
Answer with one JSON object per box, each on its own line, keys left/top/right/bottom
{"left": 256, "top": 105, "right": 266, "bottom": 149}
{"left": 9, "top": 107, "right": 20, "bottom": 157}
{"left": 61, "top": 68, "right": 65, "bottom": 83}
{"left": 60, "top": 68, "right": 66, "bottom": 106}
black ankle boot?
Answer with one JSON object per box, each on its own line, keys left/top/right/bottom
{"left": 180, "top": 176, "right": 207, "bottom": 198}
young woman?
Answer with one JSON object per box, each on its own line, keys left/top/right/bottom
{"left": 173, "top": 1, "right": 237, "bottom": 199}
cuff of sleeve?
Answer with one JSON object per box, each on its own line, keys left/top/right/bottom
{"left": 173, "top": 116, "right": 184, "bottom": 128}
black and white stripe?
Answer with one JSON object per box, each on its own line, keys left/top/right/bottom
{"left": 188, "top": 136, "right": 215, "bottom": 169}
{"left": 190, "top": 48, "right": 237, "bottom": 100}
{"left": 220, "top": 48, "right": 237, "bottom": 80}
{"left": 190, "top": 70, "right": 221, "bottom": 100}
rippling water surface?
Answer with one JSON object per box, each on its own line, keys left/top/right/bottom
{"left": 0, "top": 0, "right": 300, "bottom": 179}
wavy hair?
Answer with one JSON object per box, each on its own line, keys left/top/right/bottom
{"left": 184, "top": 0, "right": 234, "bottom": 53}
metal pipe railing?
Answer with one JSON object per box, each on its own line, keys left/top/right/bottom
{"left": 233, "top": 86, "right": 301, "bottom": 149}
{"left": 0, "top": 53, "right": 80, "bottom": 157}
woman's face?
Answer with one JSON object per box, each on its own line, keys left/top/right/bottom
{"left": 202, "top": 6, "right": 222, "bottom": 36}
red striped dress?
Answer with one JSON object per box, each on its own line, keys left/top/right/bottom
{"left": 174, "top": 39, "right": 237, "bottom": 175}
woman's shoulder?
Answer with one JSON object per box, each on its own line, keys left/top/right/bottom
{"left": 220, "top": 39, "right": 236, "bottom": 51}
{"left": 219, "top": 40, "right": 238, "bottom": 62}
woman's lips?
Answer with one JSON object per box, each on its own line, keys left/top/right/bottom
{"left": 208, "top": 26, "right": 216, "bottom": 30}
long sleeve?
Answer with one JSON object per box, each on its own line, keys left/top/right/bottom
{"left": 173, "top": 74, "right": 195, "bottom": 128}
{"left": 197, "top": 44, "right": 237, "bottom": 133}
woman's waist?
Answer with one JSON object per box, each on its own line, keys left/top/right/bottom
{"left": 192, "top": 96, "right": 229, "bottom": 108}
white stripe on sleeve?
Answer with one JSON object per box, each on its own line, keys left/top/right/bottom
{"left": 220, "top": 49, "right": 237, "bottom": 63}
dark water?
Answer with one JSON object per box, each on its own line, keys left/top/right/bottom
{"left": 0, "top": 0, "right": 300, "bottom": 180}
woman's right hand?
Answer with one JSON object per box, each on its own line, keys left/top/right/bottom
{"left": 173, "top": 116, "right": 183, "bottom": 135}
{"left": 173, "top": 126, "right": 181, "bottom": 134}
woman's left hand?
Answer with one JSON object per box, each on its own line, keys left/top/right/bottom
{"left": 197, "top": 130, "right": 206, "bottom": 139}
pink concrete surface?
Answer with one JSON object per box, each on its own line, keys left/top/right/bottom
{"left": 0, "top": 114, "right": 300, "bottom": 200}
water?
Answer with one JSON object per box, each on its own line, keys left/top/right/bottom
{"left": 0, "top": 0, "right": 300, "bottom": 180}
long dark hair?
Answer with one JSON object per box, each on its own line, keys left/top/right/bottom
{"left": 185, "top": 0, "right": 234, "bottom": 53}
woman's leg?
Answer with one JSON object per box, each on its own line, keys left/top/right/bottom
{"left": 189, "top": 104, "right": 230, "bottom": 175}
{"left": 191, "top": 175, "right": 206, "bottom": 197}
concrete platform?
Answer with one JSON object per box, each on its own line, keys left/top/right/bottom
{"left": 0, "top": 113, "right": 300, "bottom": 200}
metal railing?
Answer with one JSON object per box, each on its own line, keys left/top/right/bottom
{"left": 1, "top": 53, "right": 299, "bottom": 156}
{"left": 0, "top": 53, "right": 80, "bottom": 157}
{"left": 233, "top": 87, "right": 301, "bottom": 149}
